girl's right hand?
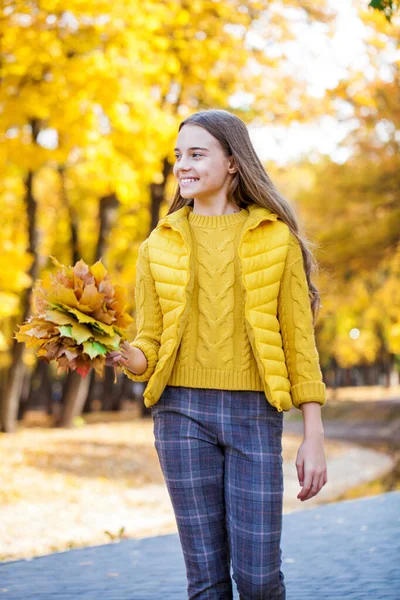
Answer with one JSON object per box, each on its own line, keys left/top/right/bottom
{"left": 104, "top": 351, "right": 123, "bottom": 368}
{"left": 105, "top": 340, "right": 138, "bottom": 373}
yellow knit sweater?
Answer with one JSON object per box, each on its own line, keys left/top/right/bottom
{"left": 123, "top": 206, "right": 326, "bottom": 410}
{"left": 168, "top": 208, "right": 265, "bottom": 391}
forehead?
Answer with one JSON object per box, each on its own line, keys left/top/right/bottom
{"left": 175, "top": 124, "right": 218, "bottom": 151}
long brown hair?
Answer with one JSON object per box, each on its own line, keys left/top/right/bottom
{"left": 166, "top": 109, "right": 323, "bottom": 324}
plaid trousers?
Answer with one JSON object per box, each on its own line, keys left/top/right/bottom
{"left": 151, "top": 385, "right": 286, "bottom": 600}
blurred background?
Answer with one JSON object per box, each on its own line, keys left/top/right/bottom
{"left": 0, "top": 0, "right": 399, "bottom": 562}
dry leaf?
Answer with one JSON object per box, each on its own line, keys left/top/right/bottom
{"left": 14, "top": 256, "right": 133, "bottom": 380}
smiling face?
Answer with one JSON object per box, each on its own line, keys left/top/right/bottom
{"left": 173, "top": 124, "right": 237, "bottom": 204}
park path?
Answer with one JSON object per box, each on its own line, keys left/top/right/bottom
{"left": 1, "top": 490, "right": 399, "bottom": 599}
{"left": 0, "top": 405, "right": 396, "bottom": 562}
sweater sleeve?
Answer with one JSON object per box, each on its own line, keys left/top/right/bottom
{"left": 278, "top": 232, "right": 326, "bottom": 409}
{"left": 122, "top": 238, "right": 163, "bottom": 383}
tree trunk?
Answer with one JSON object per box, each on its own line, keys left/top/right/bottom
{"left": 1, "top": 341, "right": 27, "bottom": 432}
{"left": 58, "top": 165, "right": 80, "bottom": 264}
{"left": 111, "top": 372, "right": 129, "bottom": 412}
{"left": 82, "top": 370, "right": 97, "bottom": 414}
{"left": 1, "top": 138, "right": 41, "bottom": 432}
{"left": 56, "top": 370, "right": 92, "bottom": 427}
{"left": 100, "top": 367, "right": 116, "bottom": 412}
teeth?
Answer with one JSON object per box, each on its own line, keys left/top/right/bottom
{"left": 181, "top": 178, "right": 199, "bottom": 183}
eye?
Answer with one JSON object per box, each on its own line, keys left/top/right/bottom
{"left": 174, "top": 153, "right": 202, "bottom": 160}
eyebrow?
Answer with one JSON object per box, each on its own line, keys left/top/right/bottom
{"left": 173, "top": 147, "right": 209, "bottom": 152}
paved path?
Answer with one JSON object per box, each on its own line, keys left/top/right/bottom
{"left": 1, "top": 490, "right": 398, "bottom": 600}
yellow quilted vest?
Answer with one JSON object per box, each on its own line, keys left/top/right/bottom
{"left": 136, "top": 203, "right": 323, "bottom": 412}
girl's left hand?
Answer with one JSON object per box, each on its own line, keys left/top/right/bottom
{"left": 295, "top": 433, "right": 328, "bottom": 502}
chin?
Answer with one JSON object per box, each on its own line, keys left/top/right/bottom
{"left": 180, "top": 190, "right": 201, "bottom": 199}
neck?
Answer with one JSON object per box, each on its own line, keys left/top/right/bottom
{"left": 191, "top": 201, "right": 241, "bottom": 216}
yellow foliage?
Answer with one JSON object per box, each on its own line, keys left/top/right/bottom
{"left": 2, "top": 0, "right": 397, "bottom": 381}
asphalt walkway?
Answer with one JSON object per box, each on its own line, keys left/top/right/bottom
{"left": 0, "top": 490, "right": 398, "bottom": 600}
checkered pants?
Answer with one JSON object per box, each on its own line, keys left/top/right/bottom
{"left": 151, "top": 385, "right": 286, "bottom": 600}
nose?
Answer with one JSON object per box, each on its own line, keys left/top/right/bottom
{"left": 178, "top": 163, "right": 190, "bottom": 174}
{"left": 176, "top": 156, "right": 192, "bottom": 172}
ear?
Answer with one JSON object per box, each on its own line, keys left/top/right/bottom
{"left": 228, "top": 158, "right": 238, "bottom": 174}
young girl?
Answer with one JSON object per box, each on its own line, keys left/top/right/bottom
{"left": 106, "top": 109, "right": 328, "bottom": 600}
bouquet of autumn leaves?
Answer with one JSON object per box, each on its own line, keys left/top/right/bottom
{"left": 14, "top": 256, "right": 134, "bottom": 381}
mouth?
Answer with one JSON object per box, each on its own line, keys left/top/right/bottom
{"left": 180, "top": 178, "right": 200, "bottom": 187}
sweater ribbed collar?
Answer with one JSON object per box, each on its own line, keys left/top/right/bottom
{"left": 187, "top": 206, "right": 248, "bottom": 228}
{"left": 154, "top": 203, "right": 279, "bottom": 235}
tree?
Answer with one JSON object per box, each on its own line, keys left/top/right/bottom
{"left": 369, "top": 0, "right": 399, "bottom": 22}
{"left": 1, "top": 0, "right": 342, "bottom": 428}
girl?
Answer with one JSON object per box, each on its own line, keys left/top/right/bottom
{"left": 106, "top": 109, "right": 328, "bottom": 600}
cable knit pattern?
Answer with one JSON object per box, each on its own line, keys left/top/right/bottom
{"left": 277, "top": 232, "right": 326, "bottom": 408}
{"left": 195, "top": 229, "right": 235, "bottom": 366}
{"left": 168, "top": 209, "right": 264, "bottom": 391}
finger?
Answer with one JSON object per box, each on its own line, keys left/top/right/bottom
{"left": 308, "top": 480, "right": 321, "bottom": 500}
{"left": 105, "top": 354, "right": 122, "bottom": 365}
{"left": 319, "top": 471, "right": 328, "bottom": 490}
{"left": 297, "top": 473, "right": 313, "bottom": 500}
{"left": 317, "top": 472, "right": 325, "bottom": 490}
{"left": 300, "top": 473, "right": 323, "bottom": 501}
{"left": 105, "top": 359, "right": 119, "bottom": 368}
{"left": 296, "top": 460, "right": 304, "bottom": 487}
{"left": 303, "top": 480, "right": 319, "bottom": 501}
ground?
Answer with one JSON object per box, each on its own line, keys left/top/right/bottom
{"left": 1, "top": 386, "right": 398, "bottom": 562}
